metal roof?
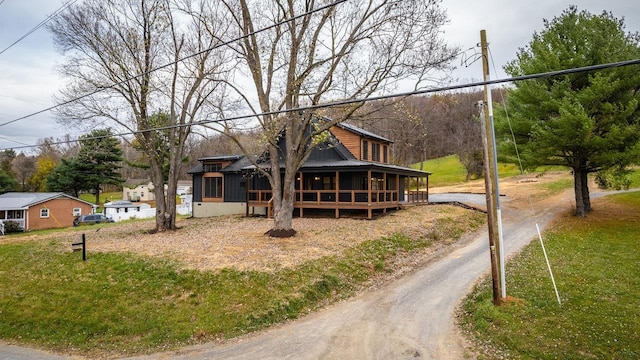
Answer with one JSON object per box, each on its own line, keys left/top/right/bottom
{"left": 335, "top": 122, "right": 393, "bottom": 143}
{"left": 0, "top": 192, "right": 96, "bottom": 211}
{"left": 237, "top": 158, "right": 430, "bottom": 176}
{"left": 197, "top": 155, "right": 244, "bottom": 162}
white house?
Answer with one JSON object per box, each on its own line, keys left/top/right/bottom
{"left": 123, "top": 179, "right": 155, "bottom": 202}
{"left": 104, "top": 200, "right": 154, "bottom": 222}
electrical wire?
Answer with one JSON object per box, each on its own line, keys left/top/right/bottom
{"left": 0, "top": 0, "right": 348, "bottom": 129}
{"left": 0, "top": 0, "right": 78, "bottom": 56}
{"left": 488, "top": 46, "right": 562, "bottom": 307}
{"left": 1, "top": 57, "right": 639, "bottom": 152}
{"left": 487, "top": 47, "right": 524, "bottom": 175}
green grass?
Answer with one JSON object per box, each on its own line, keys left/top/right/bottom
{"left": 459, "top": 191, "right": 640, "bottom": 359}
{"left": 0, "top": 209, "right": 485, "bottom": 358}
{"left": 628, "top": 167, "right": 640, "bottom": 188}
{"left": 79, "top": 192, "right": 122, "bottom": 205}
{"left": 537, "top": 177, "right": 574, "bottom": 195}
{"left": 413, "top": 155, "right": 468, "bottom": 187}
{"left": 413, "top": 155, "right": 522, "bottom": 188}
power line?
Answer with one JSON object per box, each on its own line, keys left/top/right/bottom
{"left": 2, "top": 58, "right": 639, "bottom": 152}
{"left": 0, "top": 0, "right": 348, "bottom": 129}
{"left": 0, "top": 135, "right": 30, "bottom": 147}
{"left": 0, "top": 0, "right": 78, "bottom": 56}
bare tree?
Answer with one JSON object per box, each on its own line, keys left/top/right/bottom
{"left": 49, "top": 0, "right": 232, "bottom": 231}
{"left": 11, "top": 153, "right": 36, "bottom": 192}
{"left": 217, "top": 0, "right": 457, "bottom": 236}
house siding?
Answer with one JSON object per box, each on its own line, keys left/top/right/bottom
{"left": 192, "top": 174, "right": 203, "bottom": 202}
{"left": 27, "top": 198, "right": 94, "bottom": 231}
{"left": 330, "top": 126, "right": 360, "bottom": 159}
{"left": 123, "top": 182, "right": 155, "bottom": 201}
{"left": 224, "top": 173, "right": 247, "bottom": 202}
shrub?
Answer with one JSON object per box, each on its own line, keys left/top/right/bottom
{"left": 2, "top": 220, "right": 23, "bottom": 233}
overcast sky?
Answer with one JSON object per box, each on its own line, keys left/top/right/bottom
{"left": 0, "top": 0, "right": 639, "bottom": 152}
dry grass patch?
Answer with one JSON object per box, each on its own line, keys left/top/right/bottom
{"left": 4, "top": 205, "right": 483, "bottom": 273}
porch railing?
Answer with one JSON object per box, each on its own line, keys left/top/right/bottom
{"left": 406, "top": 190, "right": 429, "bottom": 203}
{"left": 0, "top": 219, "right": 25, "bottom": 234}
{"left": 248, "top": 189, "right": 423, "bottom": 206}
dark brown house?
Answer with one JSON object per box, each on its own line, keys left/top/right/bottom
{"left": 189, "top": 122, "right": 430, "bottom": 219}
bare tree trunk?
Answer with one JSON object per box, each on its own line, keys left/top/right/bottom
{"left": 266, "top": 141, "right": 297, "bottom": 237}
{"left": 271, "top": 178, "right": 295, "bottom": 236}
{"left": 150, "top": 157, "right": 167, "bottom": 232}
{"left": 581, "top": 170, "right": 591, "bottom": 213}
{"left": 573, "top": 169, "right": 586, "bottom": 217}
{"left": 164, "top": 157, "right": 178, "bottom": 231}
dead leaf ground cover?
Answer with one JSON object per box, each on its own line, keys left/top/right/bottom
{"left": 16, "top": 205, "right": 481, "bottom": 273}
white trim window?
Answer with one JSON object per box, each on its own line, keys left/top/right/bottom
{"left": 40, "top": 208, "right": 50, "bottom": 218}
{"left": 73, "top": 208, "right": 82, "bottom": 216}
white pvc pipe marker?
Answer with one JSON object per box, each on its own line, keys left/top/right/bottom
{"left": 536, "top": 223, "right": 562, "bottom": 307}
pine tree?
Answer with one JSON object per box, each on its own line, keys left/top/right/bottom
{"left": 496, "top": 6, "right": 640, "bottom": 217}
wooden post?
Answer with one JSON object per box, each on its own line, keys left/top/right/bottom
{"left": 335, "top": 171, "right": 340, "bottom": 218}
{"left": 481, "top": 29, "right": 503, "bottom": 305}
{"left": 299, "top": 172, "right": 304, "bottom": 218}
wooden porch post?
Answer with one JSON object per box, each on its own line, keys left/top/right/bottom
{"left": 299, "top": 172, "right": 303, "bottom": 218}
{"left": 382, "top": 172, "right": 387, "bottom": 214}
{"left": 396, "top": 174, "right": 400, "bottom": 209}
{"left": 367, "top": 170, "right": 372, "bottom": 219}
{"left": 426, "top": 175, "right": 429, "bottom": 203}
{"left": 335, "top": 170, "right": 340, "bottom": 219}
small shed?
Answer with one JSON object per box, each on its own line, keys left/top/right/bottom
{"left": 104, "top": 200, "right": 153, "bottom": 222}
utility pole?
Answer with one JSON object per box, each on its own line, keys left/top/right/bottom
{"left": 480, "top": 30, "right": 505, "bottom": 304}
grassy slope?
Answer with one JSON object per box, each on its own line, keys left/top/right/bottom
{"left": 459, "top": 191, "right": 640, "bottom": 359}
{"left": 413, "top": 155, "right": 522, "bottom": 188}
{"left": 79, "top": 192, "right": 122, "bottom": 205}
{"left": 0, "top": 209, "right": 485, "bottom": 357}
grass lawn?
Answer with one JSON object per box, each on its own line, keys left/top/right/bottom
{"left": 0, "top": 210, "right": 485, "bottom": 357}
{"left": 79, "top": 191, "right": 122, "bottom": 205}
{"left": 414, "top": 155, "right": 523, "bottom": 188}
{"left": 459, "top": 191, "right": 640, "bottom": 359}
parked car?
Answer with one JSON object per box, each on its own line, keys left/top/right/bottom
{"left": 73, "top": 214, "right": 114, "bottom": 226}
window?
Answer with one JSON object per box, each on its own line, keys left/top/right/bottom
{"left": 322, "top": 176, "right": 335, "bottom": 190}
{"left": 383, "top": 145, "right": 388, "bottom": 163}
{"left": 204, "top": 177, "right": 223, "bottom": 198}
{"left": 73, "top": 208, "right": 81, "bottom": 216}
{"left": 372, "top": 143, "right": 380, "bottom": 162}
{"left": 204, "top": 163, "right": 223, "bottom": 172}
{"left": 362, "top": 140, "right": 369, "bottom": 160}
{"left": 40, "top": 208, "right": 49, "bottom": 218}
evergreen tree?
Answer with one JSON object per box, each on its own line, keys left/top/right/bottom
{"left": 46, "top": 158, "right": 85, "bottom": 197}
{"left": 0, "top": 169, "right": 17, "bottom": 194}
{"left": 76, "top": 129, "right": 124, "bottom": 204}
{"left": 496, "top": 6, "right": 640, "bottom": 217}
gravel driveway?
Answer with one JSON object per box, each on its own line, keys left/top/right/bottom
{"left": 1, "top": 171, "right": 581, "bottom": 359}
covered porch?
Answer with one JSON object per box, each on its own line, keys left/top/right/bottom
{"left": 0, "top": 209, "right": 26, "bottom": 235}
{"left": 247, "top": 167, "right": 429, "bottom": 219}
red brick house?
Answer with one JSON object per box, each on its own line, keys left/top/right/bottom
{"left": 0, "top": 192, "right": 96, "bottom": 233}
